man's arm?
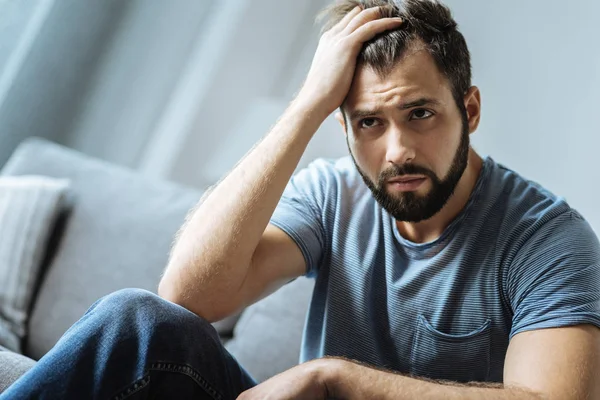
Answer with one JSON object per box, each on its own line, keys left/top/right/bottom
{"left": 321, "top": 324, "right": 600, "bottom": 400}
{"left": 158, "top": 6, "right": 404, "bottom": 321}
{"left": 158, "top": 98, "right": 322, "bottom": 321}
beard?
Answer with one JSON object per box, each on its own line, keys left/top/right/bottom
{"left": 349, "top": 114, "right": 470, "bottom": 223}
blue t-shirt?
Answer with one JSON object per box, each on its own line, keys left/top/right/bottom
{"left": 270, "top": 156, "right": 600, "bottom": 383}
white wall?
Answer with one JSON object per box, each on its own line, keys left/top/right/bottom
{"left": 65, "top": 0, "right": 212, "bottom": 168}
{"left": 445, "top": 0, "right": 600, "bottom": 232}
{"left": 0, "top": 0, "right": 40, "bottom": 71}
{"left": 0, "top": 0, "right": 129, "bottom": 164}
{"left": 141, "top": 0, "right": 335, "bottom": 188}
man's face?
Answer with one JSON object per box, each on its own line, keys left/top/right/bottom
{"left": 342, "top": 48, "right": 470, "bottom": 223}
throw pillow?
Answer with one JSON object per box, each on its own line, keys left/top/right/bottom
{"left": 0, "top": 176, "right": 70, "bottom": 353}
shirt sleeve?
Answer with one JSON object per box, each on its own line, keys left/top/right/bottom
{"left": 269, "top": 161, "right": 330, "bottom": 278}
{"left": 507, "top": 210, "right": 600, "bottom": 339}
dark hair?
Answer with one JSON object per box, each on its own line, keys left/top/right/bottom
{"left": 319, "top": 0, "right": 471, "bottom": 110}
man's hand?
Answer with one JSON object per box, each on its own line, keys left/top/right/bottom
{"left": 297, "top": 6, "right": 403, "bottom": 116}
{"left": 236, "top": 360, "right": 331, "bottom": 400}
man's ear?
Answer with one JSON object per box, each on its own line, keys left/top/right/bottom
{"left": 463, "top": 86, "right": 481, "bottom": 134}
{"left": 335, "top": 111, "right": 348, "bottom": 136}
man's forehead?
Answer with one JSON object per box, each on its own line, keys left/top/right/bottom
{"left": 345, "top": 49, "right": 450, "bottom": 111}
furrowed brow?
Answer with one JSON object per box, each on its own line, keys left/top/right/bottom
{"left": 398, "top": 98, "right": 441, "bottom": 110}
{"left": 348, "top": 98, "right": 441, "bottom": 121}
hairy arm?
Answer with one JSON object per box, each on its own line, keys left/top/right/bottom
{"left": 158, "top": 99, "right": 324, "bottom": 321}
{"left": 323, "top": 325, "right": 600, "bottom": 400}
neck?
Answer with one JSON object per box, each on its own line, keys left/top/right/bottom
{"left": 396, "top": 149, "right": 484, "bottom": 244}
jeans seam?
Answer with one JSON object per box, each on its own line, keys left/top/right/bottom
{"left": 109, "top": 362, "right": 224, "bottom": 400}
{"left": 149, "top": 361, "right": 224, "bottom": 400}
{"left": 111, "top": 374, "right": 150, "bottom": 400}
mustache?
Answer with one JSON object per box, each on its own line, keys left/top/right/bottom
{"left": 378, "top": 164, "right": 437, "bottom": 186}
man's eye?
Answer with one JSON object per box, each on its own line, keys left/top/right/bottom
{"left": 359, "top": 118, "right": 380, "bottom": 128}
{"left": 410, "top": 109, "right": 434, "bottom": 120}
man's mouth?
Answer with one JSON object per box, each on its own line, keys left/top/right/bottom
{"left": 388, "top": 176, "right": 426, "bottom": 183}
{"left": 385, "top": 176, "right": 427, "bottom": 192}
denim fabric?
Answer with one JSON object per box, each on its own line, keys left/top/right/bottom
{"left": 0, "top": 289, "right": 257, "bottom": 400}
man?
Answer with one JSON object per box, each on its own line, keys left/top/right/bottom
{"left": 3, "top": 0, "right": 600, "bottom": 399}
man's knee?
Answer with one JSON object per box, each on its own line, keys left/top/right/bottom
{"left": 91, "top": 288, "right": 215, "bottom": 337}
{"left": 94, "top": 288, "right": 164, "bottom": 314}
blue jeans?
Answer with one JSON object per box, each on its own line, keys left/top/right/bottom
{"left": 0, "top": 289, "right": 257, "bottom": 400}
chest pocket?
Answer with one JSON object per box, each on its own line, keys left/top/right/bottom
{"left": 410, "top": 314, "right": 491, "bottom": 383}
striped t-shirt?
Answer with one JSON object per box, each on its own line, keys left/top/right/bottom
{"left": 270, "top": 156, "right": 600, "bottom": 383}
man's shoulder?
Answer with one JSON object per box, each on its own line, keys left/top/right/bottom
{"left": 296, "top": 156, "right": 366, "bottom": 193}
{"left": 302, "top": 156, "right": 357, "bottom": 179}
{"left": 486, "top": 157, "right": 571, "bottom": 223}
{"left": 484, "top": 157, "right": 595, "bottom": 254}
{"left": 286, "top": 156, "right": 373, "bottom": 217}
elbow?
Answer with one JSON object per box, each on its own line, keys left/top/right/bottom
{"left": 157, "top": 277, "right": 184, "bottom": 305}
{"left": 157, "top": 270, "right": 190, "bottom": 308}
{"left": 157, "top": 276, "right": 222, "bottom": 323}
{"left": 157, "top": 258, "right": 191, "bottom": 305}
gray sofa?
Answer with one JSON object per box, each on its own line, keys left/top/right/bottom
{"left": 0, "top": 138, "right": 315, "bottom": 393}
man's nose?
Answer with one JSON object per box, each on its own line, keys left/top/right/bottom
{"left": 385, "top": 125, "right": 416, "bottom": 165}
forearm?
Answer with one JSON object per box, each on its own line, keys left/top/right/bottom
{"left": 159, "top": 97, "right": 327, "bottom": 320}
{"left": 325, "top": 359, "right": 544, "bottom": 400}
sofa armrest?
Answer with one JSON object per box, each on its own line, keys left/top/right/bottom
{"left": 0, "top": 346, "right": 36, "bottom": 393}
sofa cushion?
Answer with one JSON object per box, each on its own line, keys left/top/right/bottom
{"left": 225, "top": 276, "right": 314, "bottom": 382}
{"left": 0, "top": 138, "right": 214, "bottom": 359}
{"left": 0, "top": 176, "right": 70, "bottom": 353}
{"left": 0, "top": 345, "right": 36, "bottom": 394}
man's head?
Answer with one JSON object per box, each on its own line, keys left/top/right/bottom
{"left": 320, "top": 0, "right": 481, "bottom": 223}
